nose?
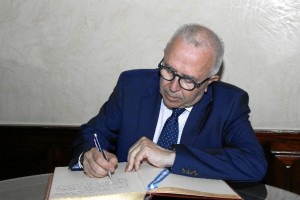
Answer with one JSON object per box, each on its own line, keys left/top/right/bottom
{"left": 169, "top": 77, "right": 181, "bottom": 92}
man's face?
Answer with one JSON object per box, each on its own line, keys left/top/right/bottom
{"left": 160, "top": 37, "right": 217, "bottom": 109}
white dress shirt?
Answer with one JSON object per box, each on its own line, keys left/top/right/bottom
{"left": 152, "top": 100, "right": 192, "bottom": 144}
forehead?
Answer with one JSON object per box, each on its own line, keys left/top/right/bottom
{"left": 165, "top": 38, "right": 215, "bottom": 79}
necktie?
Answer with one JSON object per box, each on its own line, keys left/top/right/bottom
{"left": 157, "top": 108, "right": 185, "bottom": 150}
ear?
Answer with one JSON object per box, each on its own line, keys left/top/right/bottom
{"left": 204, "top": 75, "right": 219, "bottom": 93}
{"left": 208, "top": 75, "right": 219, "bottom": 83}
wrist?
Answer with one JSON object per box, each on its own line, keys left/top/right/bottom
{"left": 165, "top": 150, "right": 176, "bottom": 167}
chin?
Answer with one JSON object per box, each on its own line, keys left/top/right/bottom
{"left": 163, "top": 99, "right": 182, "bottom": 109}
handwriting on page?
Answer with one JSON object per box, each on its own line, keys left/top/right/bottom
{"left": 52, "top": 178, "right": 129, "bottom": 196}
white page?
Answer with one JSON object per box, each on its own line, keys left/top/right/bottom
{"left": 138, "top": 163, "right": 238, "bottom": 196}
{"left": 49, "top": 163, "right": 145, "bottom": 199}
{"left": 49, "top": 163, "right": 239, "bottom": 199}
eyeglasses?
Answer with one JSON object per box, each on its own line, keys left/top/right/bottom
{"left": 158, "top": 58, "right": 211, "bottom": 91}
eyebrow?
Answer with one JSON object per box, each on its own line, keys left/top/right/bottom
{"left": 164, "top": 61, "right": 198, "bottom": 81}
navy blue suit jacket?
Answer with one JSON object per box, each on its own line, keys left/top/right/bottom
{"left": 70, "top": 69, "right": 267, "bottom": 181}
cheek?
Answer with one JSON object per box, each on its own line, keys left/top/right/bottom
{"left": 182, "top": 90, "right": 203, "bottom": 103}
{"left": 160, "top": 79, "right": 169, "bottom": 90}
{"left": 181, "top": 91, "right": 190, "bottom": 100}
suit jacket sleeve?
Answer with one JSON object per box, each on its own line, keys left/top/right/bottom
{"left": 69, "top": 69, "right": 161, "bottom": 168}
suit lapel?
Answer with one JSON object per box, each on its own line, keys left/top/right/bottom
{"left": 136, "top": 78, "right": 214, "bottom": 144}
{"left": 137, "top": 85, "right": 162, "bottom": 140}
{"left": 180, "top": 87, "right": 213, "bottom": 145}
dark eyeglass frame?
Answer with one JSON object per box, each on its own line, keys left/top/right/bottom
{"left": 158, "top": 58, "right": 211, "bottom": 91}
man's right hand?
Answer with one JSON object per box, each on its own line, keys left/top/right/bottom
{"left": 82, "top": 147, "right": 118, "bottom": 178}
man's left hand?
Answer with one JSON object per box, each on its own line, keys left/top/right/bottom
{"left": 125, "top": 136, "right": 176, "bottom": 172}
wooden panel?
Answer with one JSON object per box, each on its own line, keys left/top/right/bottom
{"left": 1, "top": 126, "right": 300, "bottom": 195}
{"left": 290, "top": 159, "right": 300, "bottom": 194}
{"left": 256, "top": 130, "right": 300, "bottom": 195}
{"left": 0, "top": 125, "right": 78, "bottom": 180}
{"left": 1, "top": 144, "right": 52, "bottom": 179}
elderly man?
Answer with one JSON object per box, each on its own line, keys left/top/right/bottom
{"left": 70, "top": 23, "right": 267, "bottom": 182}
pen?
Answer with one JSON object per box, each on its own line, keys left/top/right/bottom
{"left": 93, "top": 133, "right": 112, "bottom": 179}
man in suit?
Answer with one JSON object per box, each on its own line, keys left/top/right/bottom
{"left": 70, "top": 23, "right": 267, "bottom": 181}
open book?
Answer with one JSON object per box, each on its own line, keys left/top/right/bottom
{"left": 46, "top": 162, "right": 242, "bottom": 200}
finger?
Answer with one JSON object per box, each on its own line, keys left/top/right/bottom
{"left": 126, "top": 143, "right": 140, "bottom": 172}
{"left": 86, "top": 148, "right": 109, "bottom": 177}
{"left": 89, "top": 161, "right": 107, "bottom": 178}
{"left": 83, "top": 153, "right": 105, "bottom": 178}
{"left": 93, "top": 154, "right": 111, "bottom": 172}
{"left": 83, "top": 161, "right": 93, "bottom": 177}
{"left": 133, "top": 148, "right": 148, "bottom": 171}
{"left": 82, "top": 150, "right": 95, "bottom": 177}
{"left": 125, "top": 137, "right": 143, "bottom": 172}
{"left": 105, "top": 151, "right": 118, "bottom": 172}
{"left": 89, "top": 149, "right": 118, "bottom": 177}
{"left": 127, "top": 137, "right": 143, "bottom": 162}
{"left": 127, "top": 137, "right": 148, "bottom": 172}
{"left": 127, "top": 137, "right": 151, "bottom": 171}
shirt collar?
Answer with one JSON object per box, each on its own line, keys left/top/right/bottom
{"left": 161, "top": 100, "right": 193, "bottom": 112}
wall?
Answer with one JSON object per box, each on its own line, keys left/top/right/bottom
{"left": 0, "top": 0, "right": 299, "bottom": 129}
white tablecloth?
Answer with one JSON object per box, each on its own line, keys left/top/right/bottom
{"left": 0, "top": 174, "right": 50, "bottom": 200}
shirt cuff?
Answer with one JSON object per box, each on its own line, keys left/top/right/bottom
{"left": 70, "top": 152, "right": 84, "bottom": 170}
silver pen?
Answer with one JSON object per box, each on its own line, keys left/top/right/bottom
{"left": 93, "top": 133, "right": 112, "bottom": 179}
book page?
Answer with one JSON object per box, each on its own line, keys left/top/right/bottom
{"left": 137, "top": 163, "right": 241, "bottom": 199}
{"left": 48, "top": 162, "right": 240, "bottom": 200}
{"left": 49, "top": 163, "right": 145, "bottom": 200}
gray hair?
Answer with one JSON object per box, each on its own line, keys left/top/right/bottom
{"left": 164, "top": 24, "right": 224, "bottom": 76}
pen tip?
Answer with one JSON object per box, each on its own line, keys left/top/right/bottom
{"left": 94, "top": 133, "right": 97, "bottom": 137}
